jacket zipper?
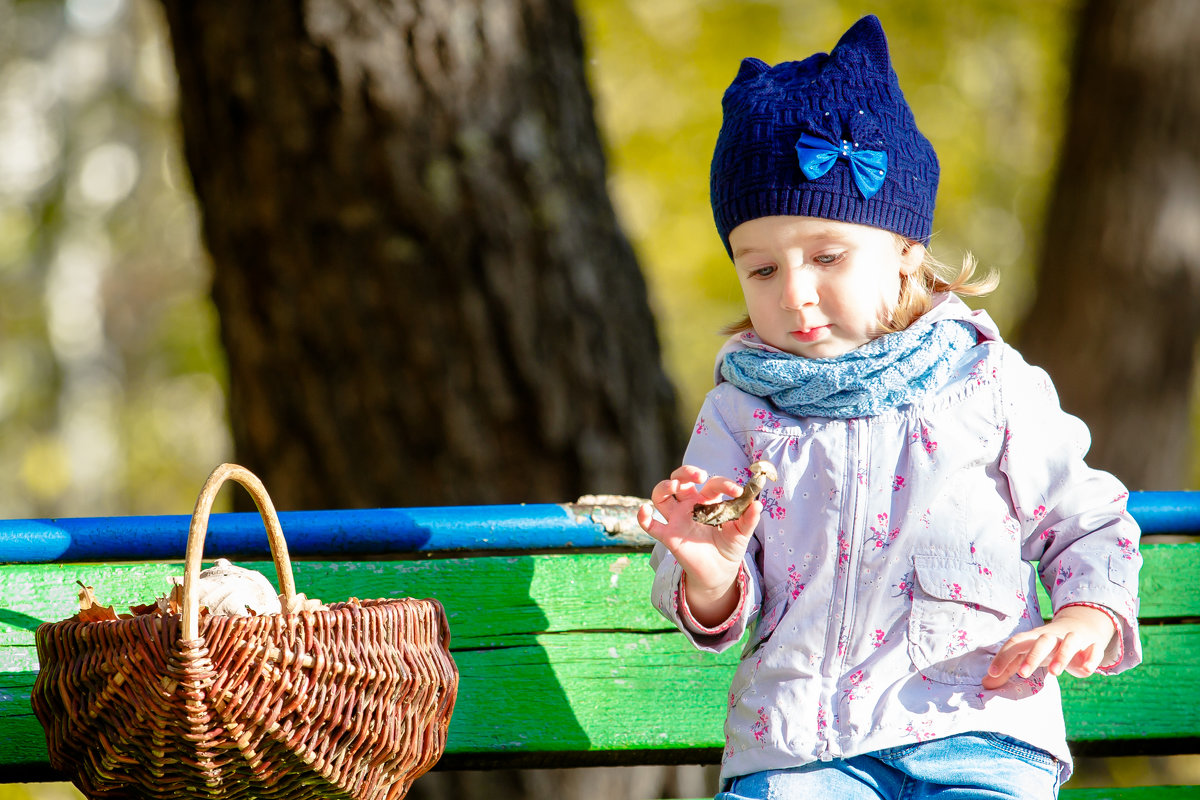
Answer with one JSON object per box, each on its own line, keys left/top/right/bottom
{"left": 818, "top": 417, "right": 871, "bottom": 760}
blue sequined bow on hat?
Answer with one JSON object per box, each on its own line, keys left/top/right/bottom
{"left": 795, "top": 132, "right": 888, "bottom": 199}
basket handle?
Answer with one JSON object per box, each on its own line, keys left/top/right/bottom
{"left": 181, "top": 463, "right": 298, "bottom": 641}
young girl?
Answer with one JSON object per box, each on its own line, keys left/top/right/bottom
{"left": 637, "top": 16, "right": 1141, "bottom": 799}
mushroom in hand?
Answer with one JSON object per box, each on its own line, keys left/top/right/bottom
{"left": 691, "top": 460, "right": 778, "bottom": 526}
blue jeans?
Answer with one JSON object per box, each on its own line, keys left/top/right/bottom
{"left": 715, "top": 732, "right": 1060, "bottom": 799}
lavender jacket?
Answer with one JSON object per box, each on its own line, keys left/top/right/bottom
{"left": 650, "top": 295, "right": 1142, "bottom": 784}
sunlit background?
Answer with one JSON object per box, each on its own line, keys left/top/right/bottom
{"left": 0, "top": 0, "right": 1085, "bottom": 520}
{"left": 1, "top": 0, "right": 1196, "bottom": 795}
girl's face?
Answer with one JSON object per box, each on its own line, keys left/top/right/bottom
{"left": 728, "top": 216, "right": 924, "bottom": 359}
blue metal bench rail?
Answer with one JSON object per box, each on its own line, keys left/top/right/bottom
{"left": 0, "top": 491, "right": 1195, "bottom": 564}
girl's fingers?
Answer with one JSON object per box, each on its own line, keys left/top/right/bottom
{"left": 637, "top": 502, "right": 691, "bottom": 552}
{"left": 649, "top": 479, "right": 674, "bottom": 505}
{"left": 1046, "top": 631, "right": 1078, "bottom": 675}
{"left": 700, "top": 476, "right": 743, "bottom": 502}
{"left": 1065, "top": 643, "right": 1101, "bottom": 678}
{"left": 988, "top": 621, "right": 1114, "bottom": 688}
{"left": 710, "top": 501, "right": 760, "bottom": 560}
{"left": 650, "top": 469, "right": 736, "bottom": 510}
{"left": 986, "top": 644, "right": 1022, "bottom": 684}
{"left": 1020, "top": 634, "right": 1061, "bottom": 677}
{"left": 650, "top": 478, "right": 689, "bottom": 505}
{"left": 670, "top": 465, "right": 709, "bottom": 484}
{"left": 636, "top": 502, "right": 656, "bottom": 534}
{"left": 729, "top": 500, "right": 763, "bottom": 537}
{"left": 987, "top": 632, "right": 1049, "bottom": 685}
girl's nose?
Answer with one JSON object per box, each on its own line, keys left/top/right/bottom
{"left": 781, "top": 267, "right": 818, "bottom": 310}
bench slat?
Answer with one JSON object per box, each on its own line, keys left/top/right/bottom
{"left": 10, "top": 622, "right": 1195, "bottom": 772}
{"left": 2, "top": 546, "right": 1197, "bottom": 781}
{"left": 3, "top": 544, "right": 1195, "bottom": 650}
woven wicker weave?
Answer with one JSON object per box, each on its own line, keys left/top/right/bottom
{"left": 32, "top": 463, "right": 458, "bottom": 800}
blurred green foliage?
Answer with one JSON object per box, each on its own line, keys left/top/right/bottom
{"left": 0, "top": 0, "right": 228, "bottom": 518}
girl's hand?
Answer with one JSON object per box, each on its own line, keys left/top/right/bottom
{"left": 637, "top": 465, "right": 762, "bottom": 627}
{"left": 982, "top": 605, "right": 1118, "bottom": 690}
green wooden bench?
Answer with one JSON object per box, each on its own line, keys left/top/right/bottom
{"left": 1, "top": 492, "right": 1199, "bottom": 798}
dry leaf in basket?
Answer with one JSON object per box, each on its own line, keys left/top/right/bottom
{"left": 72, "top": 582, "right": 127, "bottom": 623}
{"left": 73, "top": 581, "right": 177, "bottom": 621}
{"left": 128, "top": 594, "right": 178, "bottom": 617}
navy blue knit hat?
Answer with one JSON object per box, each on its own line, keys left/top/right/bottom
{"left": 710, "top": 15, "right": 938, "bottom": 255}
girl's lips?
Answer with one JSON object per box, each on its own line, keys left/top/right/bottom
{"left": 790, "top": 325, "right": 829, "bottom": 343}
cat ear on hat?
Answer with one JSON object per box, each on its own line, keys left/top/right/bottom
{"left": 734, "top": 57, "right": 770, "bottom": 83}
{"left": 824, "top": 16, "right": 898, "bottom": 151}
{"left": 832, "top": 14, "right": 892, "bottom": 69}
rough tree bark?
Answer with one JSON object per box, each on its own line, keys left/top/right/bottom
{"left": 158, "top": 0, "right": 681, "bottom": 512}
{"left": 1016, "top": 0, "right": 1200, "bottom": 490}
{"left": 157, "top": 0, "right": 694, "bottom": 797}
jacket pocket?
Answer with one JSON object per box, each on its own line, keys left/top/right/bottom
{"left": 907, "top": 554, "right": 1026, "bottom": 685}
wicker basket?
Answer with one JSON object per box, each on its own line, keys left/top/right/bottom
{"left": 32, "top": 463, "right": 458, "bottom": 800}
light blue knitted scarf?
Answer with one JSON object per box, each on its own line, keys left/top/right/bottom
{"left": 720, "top": 320, "right": 978, "bottom": 419}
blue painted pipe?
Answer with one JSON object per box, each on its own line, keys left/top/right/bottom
{"left": 0, "top": 503, "right": 650, "bottom": 564}
{"left": 0, "top": 491, "right": 1195, "bottom": 565}
{"left": 1126, "top": 491, "right": 1200, "bottom": 537}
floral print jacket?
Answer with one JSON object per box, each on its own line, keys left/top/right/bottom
{"left": 650, "top": 294, "right": 1141, "bottom": 785}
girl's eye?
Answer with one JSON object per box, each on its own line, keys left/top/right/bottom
{"left": 750, "top": 264, "right": 777, "bottom": 278}
{"left": 814, "top": 252, "right": 844, "bottom": 265}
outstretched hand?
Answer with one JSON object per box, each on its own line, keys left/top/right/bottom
{"left": 983, "top": 604, "right": 1117, "bottom": 690}
{"left": 637, "top": 465, "right": 762, "bottom": 627}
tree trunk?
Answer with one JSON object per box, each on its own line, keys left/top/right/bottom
{"left": 1015, "top": 0, "right": 1200, "bottom": 490}
{"left": 158, "top": 0, "right": 688, "bottom": 797}
{"left": 158, "top": 0, "right": 681, "bottom": 512}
